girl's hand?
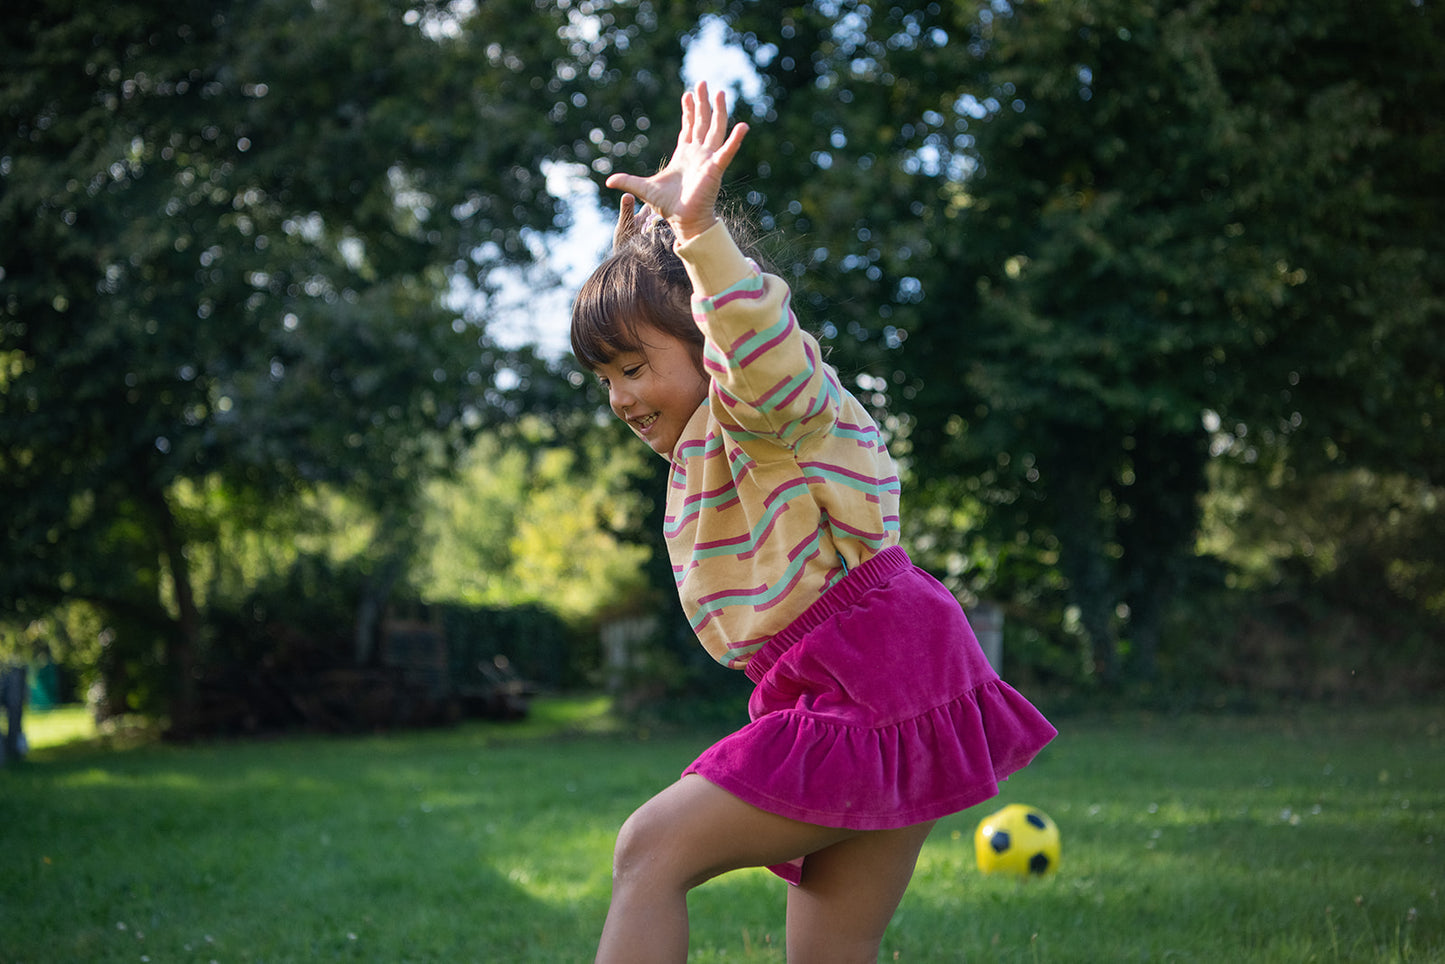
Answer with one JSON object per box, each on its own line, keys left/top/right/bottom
{"left": 605, "top": 81, "right": 749, "bottom": 243}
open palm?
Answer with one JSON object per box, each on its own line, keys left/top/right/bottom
{"left": 606, "top": 81, "right": 749, "bottom": 243}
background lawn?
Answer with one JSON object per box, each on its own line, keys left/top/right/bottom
{"left": 1, "top": 698, "right": 1440, "bottom": 962}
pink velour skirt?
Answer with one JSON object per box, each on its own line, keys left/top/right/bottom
{"left": 682, "top": 545, "right": 1057, "bottom": 884}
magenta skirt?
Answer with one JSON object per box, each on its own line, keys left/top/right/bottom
{"left": 683, "top": 545, "right": 1057, "bottom": 884}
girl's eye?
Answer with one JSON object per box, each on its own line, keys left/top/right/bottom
{"left": 622, "top": 365, "right": 642, "bottom": 378}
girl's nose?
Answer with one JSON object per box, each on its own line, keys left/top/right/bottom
{"left": 609, "top": 383, "right": 635, "bottom": 415}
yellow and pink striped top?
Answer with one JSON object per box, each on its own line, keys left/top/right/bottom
{"left": 667, "top": 222, "right": 901, "bottom": 669}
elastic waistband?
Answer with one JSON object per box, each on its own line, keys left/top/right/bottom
{"left": 744, "top": 545, "right": 913, "bottom": 684}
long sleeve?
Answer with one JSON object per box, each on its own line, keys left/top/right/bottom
{"left": 679, "top": 226, "right": 840, "bottom": 451}
{"left": 665, "top": 223, "right": 902, "bottom": 670}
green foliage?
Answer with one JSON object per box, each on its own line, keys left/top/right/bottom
{"left": 1205, "top": 465, "right": 1445, "bottom": 613}
{"left": 1184, "top": 463, "right": 1445, "bottom": 701}
{"left": 0, "top": 0, "right": 676, "bottom": 727}
{"left": 5, "top": 0, "right": 1441, "bottom": 717}
{"left": 417, "top": 419, "right": 655, "bottom": 622}
{"left": 694, "top": 0, "right": 1445, "bottom": 687}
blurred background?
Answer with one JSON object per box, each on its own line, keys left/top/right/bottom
{"left": 3, "top": 0, "right": 1440, "bottom": 739}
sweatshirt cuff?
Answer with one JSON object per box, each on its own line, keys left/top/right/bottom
{"left": 675, "top": 221, "right": 756, "bottom": 299}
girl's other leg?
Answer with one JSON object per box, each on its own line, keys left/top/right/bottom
{"left": 785, "top": 821, "right": 937, "bottom": 964}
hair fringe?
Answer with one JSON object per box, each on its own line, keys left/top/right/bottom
{"left": 570, "top": 204, "right": 776, "bottom": 372}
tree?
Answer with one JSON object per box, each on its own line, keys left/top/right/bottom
{"left": 418, "top": 418, "right": 654, "bottom": 624}
{"left": 0, "top": 0, "right": 670, "bottom": 729}
{"left": 700, "top": 0, "right": 1443, "bottom": 684}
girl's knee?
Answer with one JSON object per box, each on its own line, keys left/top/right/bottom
{"left": 611, "top": 801, "right": 691, "bottom": 891}
{"left": 611, "top": 792, "right": 727, "bottom": 893}
{"left": 610, "top": 806, "right": 655, "bottom": 882}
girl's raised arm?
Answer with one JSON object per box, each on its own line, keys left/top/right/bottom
{"left": 605, "top": 81, "right": 748, "bottom": 244}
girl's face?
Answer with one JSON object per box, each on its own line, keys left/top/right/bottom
{"left": 592, "top": 329, "right": 708, "bottom": 458}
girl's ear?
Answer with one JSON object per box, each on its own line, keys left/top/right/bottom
{"left": 612, "top": 193, "right": 651, "bottom": 251}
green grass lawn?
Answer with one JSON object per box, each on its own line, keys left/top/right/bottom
{"left": 2, "top": 698, "right": 1440, "bottom": 962}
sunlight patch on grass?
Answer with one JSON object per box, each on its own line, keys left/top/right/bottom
{"left": 51, "top": 767, "right": 211, "bottom": 791}
{"left": 504, "top": 692, "right": 619, "bottom": 737}
{"left": 22, "top": 704, "right": 96, "bottom": 749}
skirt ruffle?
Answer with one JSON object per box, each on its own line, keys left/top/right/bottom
{"left": 681, "top": 546, "right": 1056, "bottom": 884}
{"left": 687, "top": 676, "right": 1054, "bottom": 830}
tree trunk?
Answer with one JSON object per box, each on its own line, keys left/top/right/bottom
{"left": 147, "top": 486, "right": 201, "bottom": 737}
{"left": 1118, "top": 427, "right": 1209, "bottom": 684}
{"left": 353, "top": 532, "right": 411, "bottom": 666}
{"left": 1054, "top": 471, "right": 1121, "bottom": 685}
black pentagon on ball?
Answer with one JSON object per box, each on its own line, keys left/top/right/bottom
{"left": 1025, "top": 811, "right": 1048, "bottom": 830}
{"left": 988, "top": 830, "right": 1011, "bottom": 854}
{"left": 1028, "top": 852, "right": 1052, "bottom": 874}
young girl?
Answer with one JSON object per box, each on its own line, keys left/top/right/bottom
{"left": 571, "top": 81, "right": 1056, "bottom": 964}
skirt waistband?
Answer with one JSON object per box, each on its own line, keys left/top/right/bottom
{"left": 744, "top": 545, "right": 913, "bottom": 684}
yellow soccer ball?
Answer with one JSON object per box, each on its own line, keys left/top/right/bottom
{"left": 974, "top": 804, "right": 1061, "bottom": 877}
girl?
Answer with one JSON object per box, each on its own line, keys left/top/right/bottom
{"left": 571, "top": 81, "right": 1056, "bottom": 964}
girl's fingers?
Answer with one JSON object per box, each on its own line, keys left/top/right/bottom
{"left": 682, "top": 87, "right": 701, "bottom": 146}
{"left": 691, "top": 81, "right": 710, "bottom": 142}
{"left": 706, "top": 86, "right": 730, "bottom": 147}
{"left": 612, "top": 193, "right": 637, "bottom": 249}
{"left": 606, "top": 171, "right": 675, "bottom": 219}
{"left": 687, "top": 81, "right": 728, "bottom": 150}
{"left": 605, "top": 172, "right": 644, "bottom": 197}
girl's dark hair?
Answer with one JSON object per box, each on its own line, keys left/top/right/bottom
{"left": 571, "top": 207, "right": 773, "bottom": 372}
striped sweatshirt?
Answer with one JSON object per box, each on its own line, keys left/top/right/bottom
{"left": 668, "top": 221, "right": 902, "bottom": 670}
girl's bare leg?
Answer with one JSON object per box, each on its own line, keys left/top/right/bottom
{"left": 785, "top": 820, "right": 937, "bottom": 964}
{"left": 594, "top": 773, "right": 934, "bottom": 964}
